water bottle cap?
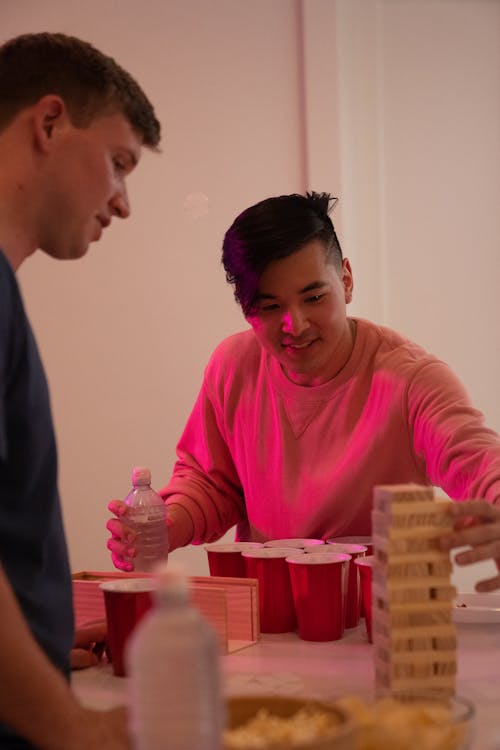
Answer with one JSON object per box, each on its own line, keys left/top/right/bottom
{"left": 132, "top": 466, "right": 151, "bottom": 485}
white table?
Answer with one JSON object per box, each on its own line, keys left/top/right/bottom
{"left": 72, "top": 621, "right": 500, "bottom": 749}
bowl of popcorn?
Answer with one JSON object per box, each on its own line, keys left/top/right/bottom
{"left": 336, "top": 692, "right": 475, "bottom": 750}
{"left": 223, "top": 692, "right": 474, "bottom": 750}
{"left": 224, "top": 695, "right": 357, "bottom": 750}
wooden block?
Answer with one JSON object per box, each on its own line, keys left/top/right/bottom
{"left": 372, "top": 532, "right": 442, "bottom": 555}
{"left": 374, "top": 547, "right": 451, "bottom": 568}
{"left": 372, "top": 503, "right": 453, "bottom": 533}
{"left": 372, "top": 508, "right": 453, "bottom": 538}
{"left": 374, "top": 559, "right": 452, "bottom": 580}
{"left": 372, "top": 602, "right": 453, "bottom": 630}
{"left": 375, "top": 646, "right": 457, "bottom": 667}
{"left": 372, "top": 566, "right": 453, "bottom": 589}
{"left": 373, "top": 484, "right": 435, "bottom": 507}
{"left": 377, "top": 622, "right": 457, "bottom": 651}
{"left": 372, "top": 619, "right": 456, "bottom": 643}
{"left": 374, "top": 670, "right": 456, "bottom": 697}
{"left": 374, "top": 652, "right": 456, "bottom": 682}
{"left": 373, "top": 580, "right": 456, "bottom": 605}
{"left": 373, "top": 622, "right": 457, "bottom": 654}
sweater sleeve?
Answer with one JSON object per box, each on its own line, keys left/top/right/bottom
{"left": 407, "top": 360, "right": 500, "bottom": 505}
{"left": 161, "top": 379, "right": 246, "bottom": 544}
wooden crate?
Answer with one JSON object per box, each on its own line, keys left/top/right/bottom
{"left": 72, "top": 571, "right": 260, "bottom": 654}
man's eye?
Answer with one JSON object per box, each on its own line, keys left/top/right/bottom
{"left": 258, "top": 303, "right": 279, "bottom": 313}
{"left": 305, "top": 294, "right": 324, "bottom": 304}
{"left": 113, "top": 158, "right": 126, "bottom": 172}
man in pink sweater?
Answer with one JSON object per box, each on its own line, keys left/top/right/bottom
{"left": 108, "top": 192, "right": 500, "bottom": 590}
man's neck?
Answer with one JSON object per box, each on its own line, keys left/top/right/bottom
{"left": 0, "top": 222, "right": 36, "bottom": 271}
{"left": 0, "top": 127, "right": 40, "bottom": 271}
{"left": 0, "top": 166, "right": 39, "bottom": 271}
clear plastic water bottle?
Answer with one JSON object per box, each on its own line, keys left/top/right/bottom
{"left": 126, "top": 564, "right": 224, "bottom": 750}
{"left": 124, "top": 467, "right": 168, "bottom": 572}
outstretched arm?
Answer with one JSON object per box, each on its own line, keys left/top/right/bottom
{"left": 0, "top": 565, "right": 131, "bottom": 749}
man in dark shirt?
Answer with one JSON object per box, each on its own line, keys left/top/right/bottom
{"left": 0, "top": 32, "right": 160, "bottom": 749}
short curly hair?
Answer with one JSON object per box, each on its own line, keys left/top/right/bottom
{"left": 0, "top": 32, "right": 160, "bottom": 148}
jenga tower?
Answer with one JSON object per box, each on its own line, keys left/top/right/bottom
{"left": 372, "top": 484, "right": 457, "bottom": 697}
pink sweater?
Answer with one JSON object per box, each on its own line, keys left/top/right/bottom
{"left": 162, "top": 318, "right": 500, "bottom": 544}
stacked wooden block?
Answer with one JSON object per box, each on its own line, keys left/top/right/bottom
{"left": 372, "top": 484, "right": 457, "bottom": 697}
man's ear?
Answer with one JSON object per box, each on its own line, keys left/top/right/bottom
{"left": 341, "top": 258, "right": 354, "bottom": 304}
{"left": 32, "top": 95, "right": 69, "bottom": 153}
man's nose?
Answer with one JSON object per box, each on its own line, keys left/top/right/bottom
{"left": 281, "top": 308, "right": 308, "bottom": 336}
{"left": 110, "top": 184, "right": 130, "bottom": 219}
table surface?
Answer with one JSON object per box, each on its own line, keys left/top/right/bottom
{"left": 72, "top": 620, "right": 500, "bottom": 749}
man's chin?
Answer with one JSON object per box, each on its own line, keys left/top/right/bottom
{"left": 40, "top": 243, "right": 90, "bottom": 261}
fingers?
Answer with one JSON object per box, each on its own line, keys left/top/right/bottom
{"left": 475, "top": 572, "right": 500, "bottom": 593}
{"left": 110, "top": 552, "right": 134, "bottom": 572}
{"left": 106, "top": 515, "right": 136, "bottom": 571}
{"left": 107, "top": 537, "right": 136, "bottom": 572}
{"left": 72, "top": 621, "right": 108, "bottom": 669}
{"left": 450, "top": 499, "right": 500, "bottom": 522}
{"left": 453, "top": 539, "right": 500, "bottom": 566}
{"left": 71, "top": 647, "right": 99, "bottom": 670}
{"left": 74, "top": 620, "right": 107, "bottom": 648}
{"left": 441, "top": 523, "right": 500, "bottom": 552}
{"left": 108, "top": 499, "right": 128, "bottom": 517}
{"left": 439, "top": 500, "right": 500, "bottom": 551}
{"left": 106, "top": 517, "right": 135, "bottom": 542}
{"left": 437, "top": 500, "right": 500, "bottom": 592}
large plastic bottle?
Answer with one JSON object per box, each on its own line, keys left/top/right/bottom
{"left": 126, "top": 564, "right": 224, "bottom": 750}
{"left": 124, "top": 466, "right": 169, "bottom": 572}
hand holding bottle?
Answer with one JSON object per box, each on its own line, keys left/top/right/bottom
{"left": 106, "top": 467, "right": 168, "bottom": 573}
{"left": 107, "top": 487, "right": 195, "bottom": 571}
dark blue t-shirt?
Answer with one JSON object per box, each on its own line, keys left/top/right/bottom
{"left": 0, "top": 250, "right": 73, "bottom": 747}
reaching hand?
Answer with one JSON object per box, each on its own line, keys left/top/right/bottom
{"left": 440, "top": 499, "right": 500, "bottom": 592}
{"left": 71, "top": 621, "right": 107, "bottom": 670}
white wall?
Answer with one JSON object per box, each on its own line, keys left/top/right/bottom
{"left": 3, "top": 0, "right": 499, "bottom": 589}
{"left": 335, "top": 0, "right": 500, "bottom": 589}
{"left": 8, "top": 0, "right": 307, "bottom": 575}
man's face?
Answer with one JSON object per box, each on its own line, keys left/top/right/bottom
{"left": 246, "top": 239, "right": 354, "bottom": 386}
{"left": 40, "top": 111, "right": 142, "bottom": 260}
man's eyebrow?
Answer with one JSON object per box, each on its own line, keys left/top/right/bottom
{"left": 299, "top": 281, "right": 327, "bottom": 294}
{"left": 253, "top": 292, "right": 276, "bottom": 301}
{"left": 254, "top": 280, "right": 327, "bottom": 301}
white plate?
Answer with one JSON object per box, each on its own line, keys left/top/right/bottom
{"left": 452, "top": 592, "right": 500, "bottom": 624}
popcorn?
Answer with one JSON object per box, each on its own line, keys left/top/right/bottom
{"left": 224, "top": 705, "right": 341, "bottom": 749}
{"left": 336, "top": 695, "right": 468, "bottom": 750}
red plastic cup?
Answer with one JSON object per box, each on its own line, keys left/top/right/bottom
{"left": 327, "top": 536, "right": 373, "bottom": 555}
{"left": 204, "top": 542, "right": 264, "bottom": 577}
{"left": 263, "top": 538, "right": 325, "bottom": 549}
{"left": 242, "top": 548, "right": 304, "bottom": 633}
{"left": 321, "top": 543, "right": 367, "bottom": 628}
{"left": 286, "top": 553, "right": 351, "bottom": 642}
{"left": 327, "top": 537, "right": 372, "bottom": 617}
{"left": 100, "top": 578, "right": 156, "bottom": 677}
{"left": 354, "top": 555, "right": 374, "bottom": 642}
